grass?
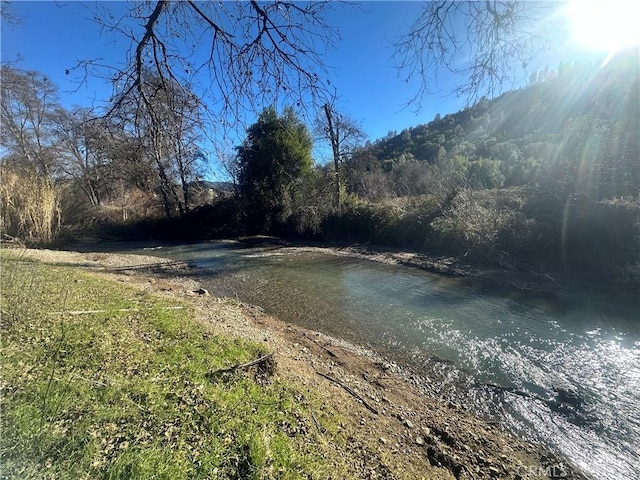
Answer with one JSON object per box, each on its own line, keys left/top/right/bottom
{"left": 0, "top": 251, "right": 351, "bottom": 479}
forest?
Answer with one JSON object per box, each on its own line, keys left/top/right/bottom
{"left": 1, "top": 46, "right": 638, "bottom": 284}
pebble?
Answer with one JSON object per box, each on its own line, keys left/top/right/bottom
{"left": 403, "top": 419, "right": 414, "bottom": 429}
{"left": 415, "top": 436, "right": 424, "bottom": 445}
{"left": 379, "top": 437, "right": 387, "bottom": 445}
{"left": 488, "top": 466, "right": 501, "bottom": 477}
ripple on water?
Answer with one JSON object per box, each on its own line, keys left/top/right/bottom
{"left": 149, "top": 242, "right": 639, "bottom": 480}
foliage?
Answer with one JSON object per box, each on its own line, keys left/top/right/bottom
{"left": 318, "top": 187, "right": 640, "bottom": 280}
{"left": 278, "top": 167, "right": 335, "bottom": 237}
{"left": 349, "top": 48, "right": 640, "bottom": 202}
{"left": 237, "top": 107, "right": 313, "bottom": 232}
{"left": 0, "top": 252, "right": 356, "bottom": 479}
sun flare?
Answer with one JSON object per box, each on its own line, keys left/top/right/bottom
{"left": 566, "top": 0, "right": 640, "bottom": 52}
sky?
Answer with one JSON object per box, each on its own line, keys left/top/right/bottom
{"left": 0, "top": 1, "right": 623, "bottom": 170}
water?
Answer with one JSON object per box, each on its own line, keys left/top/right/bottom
{"left": 132, "top": 241, "right": 639, "bottom": 479}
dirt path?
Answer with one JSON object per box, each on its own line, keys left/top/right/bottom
{"left": 8, "top": 247, "right": 590, "bottom": 480}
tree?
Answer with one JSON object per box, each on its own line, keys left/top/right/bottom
{"left": 396, "top": 1, "right": 561, "bottom": 106}
{"left": 55, "top": 108, "right": 110, "bottom": 207}
{"left": 81, "top": 1, "right": 337, "bottom": 133}
{"left": 237, "top": 106, "right": 313, "bottom": 231}
{"left": 0, "top": 66, "right": 62, "bottom": 177}
{"left": 0, "top": 66, "right": 64, "bottom": 244}
{"left": 110, "top": 72, "right": 205, "bottom": 217}
{"left": 0, "top": 1, "right": 21, "bottom": 29}
{"left": 62, "top": 1, "right": 338, "bottom": 221}
{"left": 315, "top": 102, "right": 366, "bottom": 210}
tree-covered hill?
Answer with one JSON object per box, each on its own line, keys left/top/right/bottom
{"left": 351, "top": 47, "right": 639, "bottom": 200}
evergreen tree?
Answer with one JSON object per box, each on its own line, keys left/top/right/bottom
{"left": 237, "top": 106, "right": 313, "bottom": 231}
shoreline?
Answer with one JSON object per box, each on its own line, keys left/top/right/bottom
{"left": 232, "top": 236, "right": 640, "bottom": 307}
{"left": 61, "top": 234, "right": 639, "bottom": 304}
{"left": 8, "top": 246, "right": 591, "bottom": 479}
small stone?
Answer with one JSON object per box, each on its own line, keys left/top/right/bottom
{"left": 488, "top": 466, "right": 501, "bottom": 477}
{"left": 421, "top": 426, "right": 431, "bottom": 435}
{"left": 403, "top": 419, "right": 414, "bottom": 429}
{"left": 379, "top": 437, "right": 387, "bottom": 444}
{"left": 415, "top": 436, "right": 424, "bottom": 445}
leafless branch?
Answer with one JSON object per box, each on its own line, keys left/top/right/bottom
{"left": 395, "top": 1, "right": 562, "bottom": 108}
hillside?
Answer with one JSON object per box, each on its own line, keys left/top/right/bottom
{"left": 353, "top": 47, "right": 639, "bottom": 200}
{"left": 307, "top": 48, "right": 639, "bottom": 283}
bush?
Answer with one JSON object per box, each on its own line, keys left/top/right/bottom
{"left": 431, "top": 189, "right": 518, "bottom": 263}
{"left": 0, "top": 168, "right": 61, "bottom": 245}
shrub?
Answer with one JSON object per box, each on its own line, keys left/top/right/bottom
{"left": 431, "top": 189, "right": 518, "bottom": 263}
{"left": 0, "top": 168, "right": 61, "bottom": 245}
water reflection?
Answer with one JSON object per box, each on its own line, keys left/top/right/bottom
{"left": 129, "top": 242, "right": 638, "bottom": 480}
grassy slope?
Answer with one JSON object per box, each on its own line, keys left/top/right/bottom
{"left": 0, "top": 252, "right": 352, "bottom": 479}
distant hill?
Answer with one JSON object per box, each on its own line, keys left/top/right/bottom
{"left": 352, "top": 47, "right": 639, "bottom": 200}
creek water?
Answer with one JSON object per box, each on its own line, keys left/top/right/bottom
{"left": 128, "top": 241, "right": 638, "bottom": 479}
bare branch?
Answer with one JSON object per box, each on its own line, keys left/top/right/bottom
{"left": 395, "top": 1, "right": 561, "bottom": 108}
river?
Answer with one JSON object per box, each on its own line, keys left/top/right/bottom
{"left": 123, "top": 240, "right": 638, "bottom": 479}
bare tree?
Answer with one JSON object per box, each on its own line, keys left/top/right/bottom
{"left": 109, "top": 72, "right": 205, "bottom": 217}
{"left": 315, "top": 102, "right": 366, "bottom": 209}
{"left": 0, "top": 66, "right": 62, "bottom": 177}
{"left": 395, "top": 1, "right": 561, "bottom": 106}
{"left": 69, "top": 1, "right": 339, "bottom": 217}
{"left": 55, "top": 108, "right": 108, "bottom": 206}
{"left": 78, "top": 1, "right": 338, "bottom": 130}
{"left": 0, "top": 1, "right": 22, "bottom": 29}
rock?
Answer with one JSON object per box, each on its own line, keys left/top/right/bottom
{"left": 379, "top": 437, "right": 387, "bottom": 445}
{"left": 415, "top": 436, "right": 424, "bottom": 445}
{"left": 488, "top": 466, "right": 501, "bottom": 477}
{"left": 403, "top": 419, "right": 414, "bottom": 429}
{"left": 192, "top": 288, "right": 210, "bottom": 296}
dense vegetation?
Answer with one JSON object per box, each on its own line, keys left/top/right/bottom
{"left": 0, "top": 252, "right": 360, "bottom": 479}
{"left": 1, "top": 49, "right": 638, "bottom": 283}
{"left": 324, "top": 50, "right": 640, "bottom": 280}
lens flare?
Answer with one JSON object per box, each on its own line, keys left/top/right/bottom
{"left": 566, "top": 0, "right": 640, "bottom": 52}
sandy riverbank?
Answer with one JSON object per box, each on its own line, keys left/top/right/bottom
{"left": 8, "top": 247, "right": 590, "bottom": 479}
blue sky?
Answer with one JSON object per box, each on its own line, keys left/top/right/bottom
{"left": 2, "top": 2, "right": 447, "bottom": 138}
{"left": 1, "top": 1, "right": 611, "bottom": 168}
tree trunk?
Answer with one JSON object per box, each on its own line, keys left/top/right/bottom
{"left": 324, "top": 103, "right": 341, "bottom": 211}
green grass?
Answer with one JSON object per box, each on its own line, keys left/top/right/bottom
{"left": 0, "top": 251, "right": 350, "bottom": 479}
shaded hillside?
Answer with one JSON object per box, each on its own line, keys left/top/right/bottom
{"left": 351, "top": 47, "right": 639, "bottom": 200}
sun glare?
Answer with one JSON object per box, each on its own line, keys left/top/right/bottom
{"left": 566, "top": 0, "right": 640, "bottom": 52}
